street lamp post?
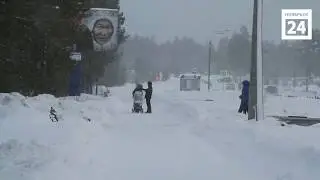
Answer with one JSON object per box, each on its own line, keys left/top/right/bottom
{"left": 207, "top": 29, "right": 231, "bottom": 91}
{"left": 208, "top": 41, "right": 212, "bottom": 91}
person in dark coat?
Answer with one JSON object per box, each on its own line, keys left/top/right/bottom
{"left": 143, "top": 81, "right": 153, "bottom": 113}
{"left": 238, "top": 80, "right": 249, "bottom": 114}
{"left": 68, "top": 62, "right": 82, "bottom": 96}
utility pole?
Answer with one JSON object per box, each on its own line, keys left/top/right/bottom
{"left": 208, "top": 41, "right": 212, "bottom": 91}
{"left": 257, "top": 0, "right": 264, "bottom": 121}
{"left": 248, "top": 0, "right": 258, "bottom": 120}
{"left": 306, "top": 66, "right": 310, "bottom": 92}
{"left": 249, "top": 0, "right": 264, "bottom": 121}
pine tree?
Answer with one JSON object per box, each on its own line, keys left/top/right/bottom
{"left": 0, "top": 0, "right": 92, "bottom": 95}
{"left": 0, "top": 0, "right": 128, "bottom": 94}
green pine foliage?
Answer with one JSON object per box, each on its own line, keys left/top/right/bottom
{"left": 0, "top": 0, "right": 127, "bottom": 96}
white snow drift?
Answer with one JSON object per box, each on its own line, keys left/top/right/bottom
{"left": 1, "top": 78, "right": 320, "bottom": 180}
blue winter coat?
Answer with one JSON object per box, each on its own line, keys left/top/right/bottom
{"left": 240, "top": 80, "right": 249, "bottom": 101}
{"left": 68, "top": 63, "right": 82, "bottom": 96}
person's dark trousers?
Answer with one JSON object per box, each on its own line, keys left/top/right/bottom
{"left": 238, "top": 100, "right": 248, "bottom": 114}
{"left": 146, "top": 98, "right": 152, "bottom": 113}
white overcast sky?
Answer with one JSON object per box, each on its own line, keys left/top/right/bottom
{"left": 120, "top": 0, "right": 320, "bottom": 44}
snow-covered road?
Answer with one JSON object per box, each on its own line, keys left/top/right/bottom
{"left": 1, "top": 78, "right": 320, "bottom": 180}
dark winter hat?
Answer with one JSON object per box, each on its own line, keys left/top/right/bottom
{"left": 242, "top": 80, "right": 249, "bottom": 86}
{"left": 147, "top": 81, "right": 152, "bottom": 86}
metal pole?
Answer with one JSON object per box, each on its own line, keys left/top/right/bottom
{"left": 248, "top": 0, "right": 258, "bottom": 120}
{"left": 256, "top": 0, "right": 264, "bottom": 121}
{"left": 208, "top": 41, "right": 212, "bottom": 91}
{"left": 306, "top": 67, "right": 309, "bottom": 92}
{"left": 96, "top": 79, "right": 98, "bottom": 95}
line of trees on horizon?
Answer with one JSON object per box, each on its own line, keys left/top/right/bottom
{"left": 122, "top": 26, "right": 320, "bottom": 83}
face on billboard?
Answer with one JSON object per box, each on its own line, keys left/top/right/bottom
{"left": 92, "top": 18, "right": 114, "bottom": 45}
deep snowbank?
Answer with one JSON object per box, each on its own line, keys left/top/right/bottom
{"left": 1, "top": 80, "right": 320, "bottom": 180}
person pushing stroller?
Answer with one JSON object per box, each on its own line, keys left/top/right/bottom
{"left": 131, "top": 82, "right": 153, "bottom": 113}
{"left": 144, "top": 81, "right": 153, "bottom": 113}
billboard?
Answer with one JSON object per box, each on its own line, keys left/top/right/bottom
{"left": 82, "top": 8, "right": 119, "bottom": 51}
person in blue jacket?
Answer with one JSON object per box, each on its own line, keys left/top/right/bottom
{"left": 69, "top": 62, "right": 82, "bottom": 96}
{"left": 238, "top": 80, "right": 249, "bottom": 114}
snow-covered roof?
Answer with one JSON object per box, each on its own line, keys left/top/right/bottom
{"left": 179, "top": 73, "right": 201, "bottom": 79}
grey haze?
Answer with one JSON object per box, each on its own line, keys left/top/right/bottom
{"left": 121, "top": 0, "right": 320, "bottom": 44}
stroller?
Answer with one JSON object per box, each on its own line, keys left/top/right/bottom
{"left": 132, "top": 90, "right": 144, "bottom": 113}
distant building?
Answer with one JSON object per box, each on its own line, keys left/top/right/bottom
{"left": 179, "top": 73, "right": 201, "bottom": 91}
